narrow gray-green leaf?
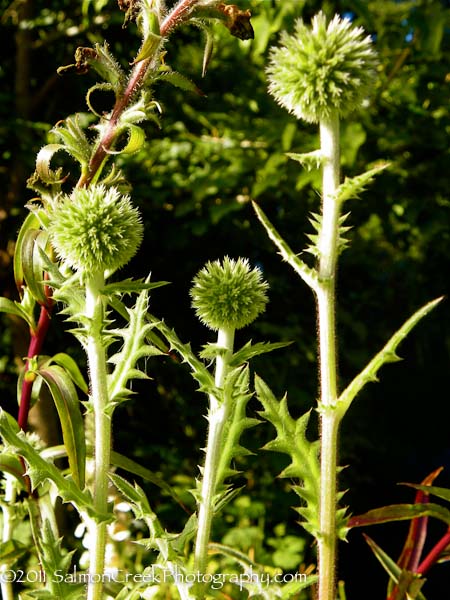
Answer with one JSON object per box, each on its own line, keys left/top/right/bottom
{"left": 14, "top": 211, "right": 42, "bottom": 292}
{"left": 111, "top": 451, "right": 186, "bottom": 508}
{"left": 349, "top": 503, "right": 450, "bottom": 527}
{"left": 21, "top": 229, "right": 49, "bottom": 306}
{"left": 337, "top": 297, "right": 444, "bottom": 420}
{"left": 401, "top": 483, "right": 450, "bottom": 504}
{"left": 252, "top": 201, "right": 318, "bottom": 291}
{"left": 363, "top": 535, "right": 427, "bottom": 600}
{"left": 36, "top": 365, "right": 86, "bottom": 489}
{"left": 46, "top": 353, "right": 88, "bottom": 394}
{"left": 202, "top": 29, "right": 214, "bottom": 77}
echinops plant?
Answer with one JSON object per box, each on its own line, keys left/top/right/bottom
{"left": 255, "top": 10, "right": 444, "bottom": 600}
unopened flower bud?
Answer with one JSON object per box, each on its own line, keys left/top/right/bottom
{"left": 191, "top": 256, "right": 268, "bottom": 331}
{"left": 267, "top": 12, "right": 378, "bottom": 123}
{"left": 48, "top": 184, "right": 143, "bottom": 274}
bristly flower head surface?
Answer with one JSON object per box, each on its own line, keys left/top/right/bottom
{"left": 191, "top": 256, "right": 268, "bottom": 331}
{"left": 267, "top": 12, "right": 378, "bottom": 123}
{"left": 48, "top": 184, "right": 143, "bottom": 274}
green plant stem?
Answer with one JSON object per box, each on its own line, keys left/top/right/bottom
{"left": 193, "top": 326, "right": 235, "bottom": 593}
{"left": 0, "top": 476, "right": 16, "bottom": 600}
{"left": 85, "top": 270, "right": 111, "bottom": 600}
{"left": 316, "top": 113, "right": 341, "bottom": 600}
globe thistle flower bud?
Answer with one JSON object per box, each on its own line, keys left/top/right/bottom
{"left": 48, "top": 184, "right": 143, "bottom": 274}
{"left": 267, "top": 12, "right": 378, "bottom": 123}
{"left": 191, "top": 257, "right": 268, "bottom": 331}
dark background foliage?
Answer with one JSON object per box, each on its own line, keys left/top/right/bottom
{"left": 1, "top": 1, "right": 449, "bottom": 597}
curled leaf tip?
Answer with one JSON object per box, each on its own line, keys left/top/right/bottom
{"left": 218, "top": 3, "right": 254, "bottom": 40}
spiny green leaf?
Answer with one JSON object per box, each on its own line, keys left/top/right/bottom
{"left": 29, "top": 513, "right": 79, "bottom": 600}
{"left": 101, "top": 279, "right": 169, "bottom": 296}
{"left": 34, "top": 365, "right": 86, "bottom": 489}
{"left": 229, "top": 340, "right": 292, "bottom": 367}
{"left": 159, "top": 70, "right": 205, "bottom": 96}
{"left": 109, "top": 473, "right": 152, "bottom": 521}
{"left": 255, "top": 375, "right": 322, "bottom": 537}
{"left": 252, "top": 201, "right": 318, "bottom": 292}
{"left": 111, "top": 451, "right": 186, "bottom": 509}
{"left": 0, "top": 410, "right": 104, "bottom": 521}
{"left": 51, "top": 116, "right": 92, "bottom": 168}
{"left": 286, "top": 149, "right": 324, "bottom": 170}
{"left": 199, "top": 342, "right": 229, "bottom": 362}
{"left": 216, "top": 365, "right": 259, "bottom": 485}
{"left": 151, "top": 317, "right": 217, "bottom": 395}
{"left": 337, "top": 297, "right": 444, "bottom": 420}
{"left": 107, "top": 287, "right": 164, "bottom": 406}
{"left": 334, "top": 162, "right": 389, "bottom": 204}
{"left": 88, "top": 42, "right": 127, "bottom": 88}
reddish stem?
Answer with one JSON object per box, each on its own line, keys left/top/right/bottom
{"left": 416, "top": 527, "right": 450, "bottom": 576}
{"left": 160, "top": 0, "right": 198, "bottom": 36}
{"left": 17, "top": 301, "right": 53, "bottom": 431}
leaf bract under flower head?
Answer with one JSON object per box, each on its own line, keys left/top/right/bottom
{"left": 267, "top": 12, "right": 378, "bottom": 123}
{"left": 48, "top": 184, "right": 143, "bottom": 274}
{"left": 190, "top": 256, "right": 268, "bottom": 331}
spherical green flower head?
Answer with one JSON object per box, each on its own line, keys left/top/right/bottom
{"left": 191, "top": 257, "right": 269, "bottom": 331}
{"left": 267, "top": 12, "right": 378, "bottom": 123}
{"left": 48, "top": 185, "right": 143, "bottom": 274}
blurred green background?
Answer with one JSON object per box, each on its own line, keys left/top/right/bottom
{"left": 1, "top": 1, "right": 449, "bottom": 597}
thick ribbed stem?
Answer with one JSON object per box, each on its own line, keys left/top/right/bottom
{"left": 316, "top": 113, "right": 341, "bottom": 600}
{"left": 193, "top": 326, "right": 235, "bottom": 595}
{"left": 85, "top": 271, "right": 111, "bottom": 600}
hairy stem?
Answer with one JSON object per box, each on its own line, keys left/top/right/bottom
{"left": 85, "top": 271, "right": 111, "bottom": 600}
{"left": 193, "top": 326, "right": 235, "bottom": 594}
{"left": 0, "top": 476, "right": 16, "bottom": 600}
{"left": 316, "top": 113, "right": 341, "bottom": 600}
{"left": 18, "top": 303, "right": 53, "bottom": 431}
